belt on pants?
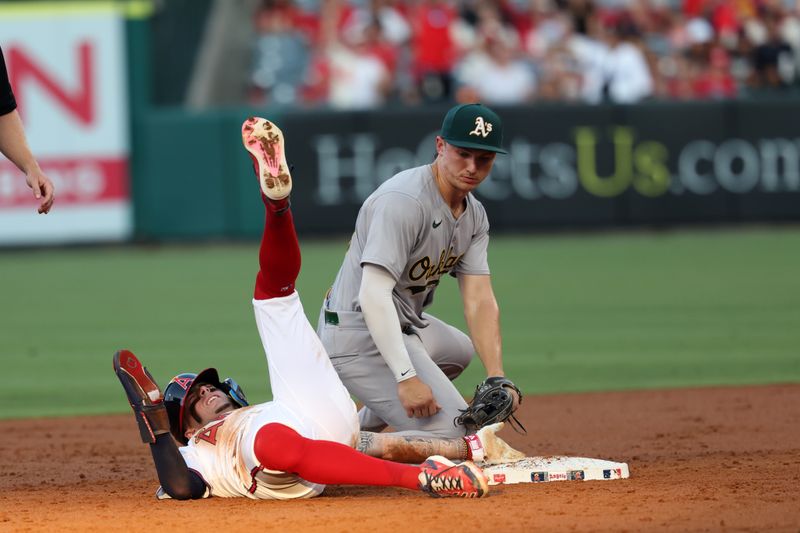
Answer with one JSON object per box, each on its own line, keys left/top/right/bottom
{"left": 324, "top": 309, "right": 339, "bottom": 325}
{"left": 324, "top": 309, "right": 413, "bottom": 335}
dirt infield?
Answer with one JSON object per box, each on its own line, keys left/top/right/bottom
{"left": 1, "top": 384, "right": 798, "bottom": 532}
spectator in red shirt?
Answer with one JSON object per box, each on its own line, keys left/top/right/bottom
{"left": 693, "top": 45, "right": 738, "bottom": 98}
{"left": 408, "top": 0, "right": 461, "bottom": 102}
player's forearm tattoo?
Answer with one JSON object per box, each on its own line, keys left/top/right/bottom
{"left": 357, "top": 431, "right": 378, "bottom": 456}
{"left": 357, "top": 432, "right": 467, "bottom": 463}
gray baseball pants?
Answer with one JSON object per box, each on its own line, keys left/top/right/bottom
{"left": 317, "top": 307, "right": 474, "bottom": 438}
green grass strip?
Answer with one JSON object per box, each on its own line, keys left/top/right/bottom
{"left": 1, "top": 227, "right": 798, "bottom": 419}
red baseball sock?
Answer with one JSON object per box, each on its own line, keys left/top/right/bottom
{"left": 254, "top": 196, "right": 300, "bottom": 299}
{"left": 253, "top": 423, "right": 421, "bottom": 490}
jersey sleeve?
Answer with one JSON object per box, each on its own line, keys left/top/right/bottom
{"left": 453, "top": 205, "right": 491, "bottom": 276}
{"left": 360, "top": 193, "right": 423, "bottom": 280}
{"left": 0, "top": 47, "right": 17, "bottom": 116}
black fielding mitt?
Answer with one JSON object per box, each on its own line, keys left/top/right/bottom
{"left": 455, "top": 377, "right": 526, "bottom": 434}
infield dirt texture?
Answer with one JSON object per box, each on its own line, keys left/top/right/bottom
{"left": 0, "top": 385, "right": 798, "bottom": 531}
{"left": 1, "top": 228, "right": 799, "bottom": 531}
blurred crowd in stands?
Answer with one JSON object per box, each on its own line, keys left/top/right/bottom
{"left": 247, "top": 0, "right": 800, "bottom": 109}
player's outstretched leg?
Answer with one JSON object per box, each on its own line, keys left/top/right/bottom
{"left": 242, "top": 117, "right": 300, "bottom": 300}
{"left": 254, "top": 423, "right": 489, "bottom": 498}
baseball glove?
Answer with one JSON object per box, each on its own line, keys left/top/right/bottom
{"left": 455, "top": 377, "right": 526, "bottom": 434}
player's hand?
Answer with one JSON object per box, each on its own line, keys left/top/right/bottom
{"left": 397, "top": 376, "right": 441, "bottom": 418}
{"left": 25, "top": 168, "right": 55, "bottom": 214}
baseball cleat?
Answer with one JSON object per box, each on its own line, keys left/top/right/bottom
{"left": 470, "top": 422, "right": 527, "bottom": 465}
{"left": 418, "top": 455, "right": 489, "bottom": 498}
{"left": 241, "top": 116, "right": 292, "bottom": 200}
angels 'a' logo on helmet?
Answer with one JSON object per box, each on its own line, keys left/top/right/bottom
{"left": 172, "top": 376, "right": 194, "bottom": 390}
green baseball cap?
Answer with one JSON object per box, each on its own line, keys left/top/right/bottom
{"left": 440, "top": 103, "right": 507, "bottom": 154}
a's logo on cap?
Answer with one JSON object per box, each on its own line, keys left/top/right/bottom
{"left": 174, "top": 377, "right": 194, "bottom": 390}
{"left": 469, "top": 116, "right": 493, "bottom": 138}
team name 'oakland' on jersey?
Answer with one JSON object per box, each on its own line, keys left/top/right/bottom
{"left": 326, "top": 163, "right": 491, "bottom": 329}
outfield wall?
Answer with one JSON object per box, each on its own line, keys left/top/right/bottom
{"left": 133, "top": 101, "right": 800, "bottom": 239}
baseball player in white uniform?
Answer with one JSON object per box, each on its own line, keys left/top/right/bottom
{"left": 112, "top": 117, "right": 529, "bottom": 501}
{"left": 318, "top": 103, "right": 520, "bottom": 438}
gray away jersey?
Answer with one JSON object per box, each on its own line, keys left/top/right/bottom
{"left": 326, "top": 163, "right": 491, "bottom": 329}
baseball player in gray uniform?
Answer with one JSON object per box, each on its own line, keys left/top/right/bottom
{"left": 318, "top": 103, "right": 520, "bottom": 438}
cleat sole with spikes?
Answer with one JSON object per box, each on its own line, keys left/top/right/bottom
{"left": 241, "top": 117, "right": 292, "bottom": 200}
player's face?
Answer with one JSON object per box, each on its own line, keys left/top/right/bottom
{"left": 435, "top": 138, "right": 497, "bottom": 193}
{"left": 185, "top": 383, "right": 235, "bottom": 429}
